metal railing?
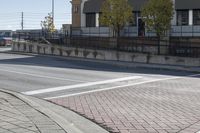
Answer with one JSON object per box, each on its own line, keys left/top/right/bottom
{"left": 170, "top": 25, "right": 200, "bottom": 37}
{"left": 71, "top": 25, "right": 200, "bottom": 37}
{"left": 13, "top": 32, "right": 200, "bottom": 58}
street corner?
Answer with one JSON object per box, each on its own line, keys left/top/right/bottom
{"left": 49, "top": 76, "right": 200, "bottom": 133}
{"left": 0, "top": 90, "right": 67, "bottom": 133}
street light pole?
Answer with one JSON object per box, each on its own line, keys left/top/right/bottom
{"left": 52, "top": 0, "right": 54, "bottom": 24}
{"left": 21, "top": 12, "right": 24, "bottom": 31}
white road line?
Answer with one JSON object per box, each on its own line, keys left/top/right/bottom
{"left": 22, "top": 76, "right": 142, "bottom": 95}
{"left": 45, "top": 73, "right": 200, "bottom": 100}
{"left": 0, "top": 68, "right": 86, "bottom": 83}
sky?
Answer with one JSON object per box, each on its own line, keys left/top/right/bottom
{"left": 0, "top": 0, "right": 71, "bottom": 30}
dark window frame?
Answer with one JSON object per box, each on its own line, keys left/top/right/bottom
{"left": 129, "top": 11, "right": 141, "bottom": 27}
{"left": 193, "top": 9, "right": 200, "bottom": 25}
{"left": 73, "top": 5, "right": 79, "bottom": 13}
{"left": 129, "top": 12, "right": 137, "bottom": 26}
{"left": 86, "top": 13, "right": 96, "bottom": 27}
{"left": 176, "top": 10, "right": 189, "bottom": 26}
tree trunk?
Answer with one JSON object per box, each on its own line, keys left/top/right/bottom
{"left": 117, "top": 29, "right": 120, "bottom": 37}
{"left": 116, "top": 25, "right": 121, "bottom": 37}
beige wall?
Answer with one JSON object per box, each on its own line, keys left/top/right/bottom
{"left": 71, "top": 0, "right": 81, "bottom": 27}
{"left": 12, "top": 41, "right": 200, "bottom": 68}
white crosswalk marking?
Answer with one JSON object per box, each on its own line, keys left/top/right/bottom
{"left": 44, "top": 76, "right": 181, "bottom": 100}
{"left": 22, "top": 76, "right": 142, "bottom": 95}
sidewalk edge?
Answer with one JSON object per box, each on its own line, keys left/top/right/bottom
{"left": 0, "top": 89, "right": 109, "bottom": 133}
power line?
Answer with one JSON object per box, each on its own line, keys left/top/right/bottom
{"left": 0, "top": 12, "right": 72, "bottom": 30}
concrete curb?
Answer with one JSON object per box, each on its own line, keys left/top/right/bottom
{"left": 0, "top": 89, "right": 109, "bottom": 133}
{"left": 5, "top": 51, "right": 200, "bottom": 73}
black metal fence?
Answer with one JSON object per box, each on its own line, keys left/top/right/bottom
{"left": 68, "top": 36, "right": 200, "bottom": 58}
{"left": 71, "top": 25, "right": 200, "bottom": 37}
{"left": 13, "top": 32, "right": 200, "bottom": 58}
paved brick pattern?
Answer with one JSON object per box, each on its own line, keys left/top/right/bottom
{"left": 0, "top": 92, "right": 66, "bottom": 133}
{"left": 50, "top": 76, "right": 200, "bottom": 133}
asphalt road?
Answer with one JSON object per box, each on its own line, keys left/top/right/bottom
{"left": 2, "top": 47, "right": 200, "bottom": 133}
{"left": 0, "top": 47, "right": 197, "bottom": 99}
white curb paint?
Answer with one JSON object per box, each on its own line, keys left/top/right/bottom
{"left": 45, "top": 73, "right": 200, "bottom": 100}
{"left": 22, "top": 76, "right": 142, "bottom": 95}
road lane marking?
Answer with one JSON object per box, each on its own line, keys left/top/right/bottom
{"left": 44, "top": 73, "right": 200, "bottom": 100}
{"left": 0, "top": 68, "right": 86, "bottom": 83}
{"left": 22, "top": 76, "right": 142, "bottom": 95}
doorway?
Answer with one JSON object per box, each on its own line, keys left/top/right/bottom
{"left": 138, "top": 18, "right": 145, "bottom": 37}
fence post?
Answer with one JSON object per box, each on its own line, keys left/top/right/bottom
{"left": 39, "top": 32, "right": 41, "bottom": 39}
{"left": 89, "top": 27, "right": 91, "bottom": 37}
{"left": 181, "top": 26, "right": 182, "bottom": 37}
{"left": 117, "top": 37, "right": 119, "bottom": 51}
{"left": 99, "top": 27, "right": 100, "bottom": 37}
{"left": 18, "top": 33, "right": 20, "bottom": 42}
{"left": 157, "top": 37, "right": 160, "bottom": 55}
{"left": 192, "top": 25, "right": 194, "bottom": 37}
{"left": 128, "top": 27, "right": 130, "bottom": 37}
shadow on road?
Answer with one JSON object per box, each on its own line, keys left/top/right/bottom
{"left": 0, "top": 53, "right": 199, "bottom": 78}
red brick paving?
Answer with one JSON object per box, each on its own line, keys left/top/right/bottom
{"left": 50, "top": 77, "right": 200, "bottom": 133}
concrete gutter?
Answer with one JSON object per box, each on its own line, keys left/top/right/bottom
{"left": 0, "top": 89, "right": 109, "bottom": 133}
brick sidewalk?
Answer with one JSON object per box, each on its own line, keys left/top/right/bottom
{"left": 0, "top": 91, "right": 66, "bottom": 133}
{"left": 50, "top": 76, "right": 200, "bottom": 133}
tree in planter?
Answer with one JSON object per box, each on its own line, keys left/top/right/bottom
{"left": 41, "top": 13, "right": 56, "bottom": 33}
{"left": 141, "top": 0, "right": 173, "bottom": 54}
{"left": 100, "top": 0, "right": 133, "bottom": 37}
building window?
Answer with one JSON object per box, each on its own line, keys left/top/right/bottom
{"left": 129, "top": 12, "right": 137, "bottom": 26}
{"left": 86, "top": 13, "right": 96, "bottom": 27}
{"left": 73, "top": 5, "right": 79, "bottom": 13}
{"left": 129, "top": 12, "right": 141, "bottom": 26}
{"left": 177, "top": 10, "right": 189, "bottom": 26}
{"left": 193, "top": 9, "right": 200, "bottom": 25}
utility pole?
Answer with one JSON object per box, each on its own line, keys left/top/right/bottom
{"left": 21, "top": 12, "right": 24, "bottom": 30}
{"left": 52, "top": 0, "right": 54, "bottom": 25}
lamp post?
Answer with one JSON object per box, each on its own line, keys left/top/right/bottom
{"left": 52, "top": 0, "right": 54, "bottom": 24}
